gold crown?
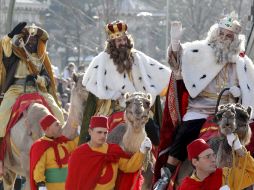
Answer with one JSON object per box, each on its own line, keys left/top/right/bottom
{"left": 105, "top": 20, "right": 128, "bottom": 40}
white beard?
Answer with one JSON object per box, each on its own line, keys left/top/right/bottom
{"left": 210, "top": 39, "right": 238, "bottom": 64}
{"left": 208, "top": 35, "right": 241, "bottom": 65}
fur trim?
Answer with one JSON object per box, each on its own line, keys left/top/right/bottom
{"left": 236, "top": 56, "right": 254, "bottom": 118}
{"left": 82, "top": 50, "right": 171, "bottom": 106}
{"left": 181, "top": 40, "right": 225, "bottom": 98}
{"left": 181, "top": 40, "right": 254, "bottom": 118}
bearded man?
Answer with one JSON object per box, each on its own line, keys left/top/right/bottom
{"left": 79, "top": 20, "right": 171, "bottom": 144}
{"left": 154, "top": 14, "right": 254, "bottom": 188}
{"left": 0, "top": 22, "right": 64, "bottom": 176}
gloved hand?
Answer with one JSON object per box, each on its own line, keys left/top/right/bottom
{"left": 8, "top": 22, "right": 27, "bottom": 38}
{"left": 229, "top": 86, "right": 241, "bottom": 98}
{"left": 226, "top": 133, "right": 242, "bottom": 150}
{"left": 38, "top": 186, "right": 47, "bottom": 190}
{"left": 140, "top": 137, "right": 152, "bottom": 153}
{"left": 170, "top": 21, "right": 182, "bottom": 51}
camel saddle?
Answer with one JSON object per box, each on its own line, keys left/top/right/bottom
{"left": 0, "top": 92, "right": 51, "bottom": 162}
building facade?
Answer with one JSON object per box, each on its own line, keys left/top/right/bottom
{"left": 0, "top": 0, "right": 49, "bottom": 37}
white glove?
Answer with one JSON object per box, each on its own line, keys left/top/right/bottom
{"left": 170, "top": 21, "right": 182, "bottom": 51}
{"left": 38, "top": 186, "right": 47, "bottom": 190}
{"left": 226, "top": 133, "right": 242, "bottom": 150}
{"left": 229, "top": 86, "right": 241, "bottom": 98}
{"left": 36, "top": 75, "right": 46, "bottom": 87}
{"left": 140, "top": 137, "right": 152, "bottom": 153}
{"left": 219, "top": 185, "right": 230, "bottom": 190}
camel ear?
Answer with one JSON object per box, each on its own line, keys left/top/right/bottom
{"left": 124, "top": 92, "right": 131, "bottom": 100}
{"left": 146, "top": 93, "right": 152, "bottom": 103}
{"left": 219, "top": 105, "right": 225, "bottom": 110}
{"left": 72, "top": 73, "right": 78, "bottom": 83}
{"left": 247, "top": 106, "right": 252, "bottom": 117}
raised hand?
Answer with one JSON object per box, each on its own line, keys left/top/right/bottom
{"left": 8, "top": 22, "right": 27, "bottom": 38}
{"left": 170, "top": 21, "right": 183, "bottom": 51}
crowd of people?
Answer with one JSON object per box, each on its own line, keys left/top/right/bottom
{"left": 0, "top": 11, "right": 254, "bottom": 190}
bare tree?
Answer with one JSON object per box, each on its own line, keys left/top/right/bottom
{"left": 167, "top": 0, "right": 251, "bottom": 41}
{"left": 6, "top": 0, "right": 16, "bottom": 33}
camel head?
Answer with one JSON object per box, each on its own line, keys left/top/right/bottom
{"left": 72, "top": 72, "right": 88, "bottom": 103}
{"left": 216, "top": 104, "right": 237, "bottom": 135}
{"left": 124, "top": 92, "right": 152, "bottom": 132}
{"left": 215, "top": 103, "right": 252, "bottom": 145}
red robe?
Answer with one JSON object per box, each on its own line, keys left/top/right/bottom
{"left": 178, "top": 168, "right": 223, "bottom": 190}
{"left": 155, "top": 74, "right": 254, "bottom": 183}
{"left": 154, "top": 75, "right": 189, "bottom": 181}
{"left": 65, "top": 143, "right": 132, "bottom": 190}
{"left": 30, "top": 136, "right": 69, "bottom": 190}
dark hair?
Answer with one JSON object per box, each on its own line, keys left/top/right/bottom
{"left": 104, "top": 35, "right": 134, "bottom": 74}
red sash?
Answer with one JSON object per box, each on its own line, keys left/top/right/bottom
{"left": 65, "top": 143, "right": 131, "bottom": 190}
{"left": 154, "top": 75, "right": 188, "bottom": 181}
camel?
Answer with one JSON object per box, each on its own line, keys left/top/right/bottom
{"left": 2, "top": 73, "right": 87, "bottom": 190}
{"left": 209, "top": 103, "right": 252, "bottom": 167}
{"left": 174, "top": 103, "right": 253, "bottom": 189}
{"left": 107, "top": 91, "right": 154, "bottom": 190}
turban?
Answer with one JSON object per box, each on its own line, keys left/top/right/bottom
{"left": 39, "top": 114, "right": 57, "bottom": 131}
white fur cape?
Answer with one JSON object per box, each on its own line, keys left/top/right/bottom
{"left": 181, "top": 40, "right": 254, "bottom": 117}
{"left": 82, "top": 50, "right": 171, "bottom": 106}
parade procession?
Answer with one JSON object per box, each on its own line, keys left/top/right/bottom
{"left": 1, "top": 0, "right": 254, "bottom": 190}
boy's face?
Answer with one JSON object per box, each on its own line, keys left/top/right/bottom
{"left": 45, "top": 120, "right": 62, "bottom": 138}
{"left": 89, "top": 127, "right": 108, "bottom": 147}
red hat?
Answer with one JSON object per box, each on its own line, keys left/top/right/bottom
{"left": 39, "top": 114, "right": 57, "bottom": 131}
{"left": 187, "top": 138, "right": 211, "bottom": 160}
{"left": 89, "top": 116, "right": 109, "bottom": 130}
